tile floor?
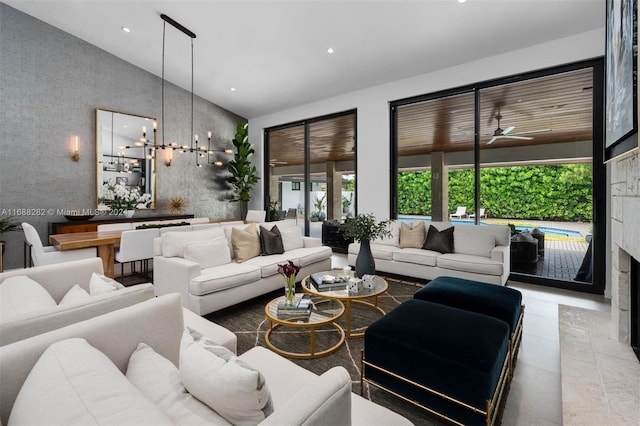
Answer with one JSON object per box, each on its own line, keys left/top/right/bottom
{"left": 330, "top": 254, "right": 638, "bottom": 425}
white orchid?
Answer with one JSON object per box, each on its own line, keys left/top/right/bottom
{"left": 102, "top": 179, "right": 151, "bottom": 211}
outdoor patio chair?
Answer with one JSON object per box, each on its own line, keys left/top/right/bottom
{"left": 470, "top": 208, "right": 486, "bottom": 219}
{"left": 449, "top": 206, "right": 467, "bottom": 219}
{"left": 285, "top": 208, "right": 297, "bottom": 222}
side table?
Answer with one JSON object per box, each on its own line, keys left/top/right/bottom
{"left": 264, "top": 295, "right": 345, "bottom": 359}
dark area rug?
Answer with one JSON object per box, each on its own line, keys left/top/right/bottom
{"left": 206, "top": 276, "right": 451, "bottom": 426}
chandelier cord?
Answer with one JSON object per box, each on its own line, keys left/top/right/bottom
{"left": 161, "top": 20, "right": 166, "bottom": 149}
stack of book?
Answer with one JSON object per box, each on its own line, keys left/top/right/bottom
{"left": 276, "top": 295, "right": 312, "bottom": 319}
{"left": 310, "top": 273, "right": 348, "bottom": 291}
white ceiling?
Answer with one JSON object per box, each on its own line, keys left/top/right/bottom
{"left": 5, "top": 0, "right": 605, "bottom": 119}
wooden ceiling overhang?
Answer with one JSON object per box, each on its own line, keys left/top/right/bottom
{"left": 267, "top": 68, "right": 594, "bottom": 167}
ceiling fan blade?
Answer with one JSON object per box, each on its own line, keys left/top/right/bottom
{"left": 503, "top": 135, "right": 534, "bottom": 140}
{"left": 487, "top": 136, "right": 498, "bottom": 145}
{"left": 511, "top": 128, "right": 552, "bottom": 136}
{"left": 502, "top": 126, "right": 516, "bottom": 135}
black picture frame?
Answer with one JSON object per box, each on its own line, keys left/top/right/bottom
{"left": 605, "top": 0, "right": 638, "bottom": 161}
{"left": 291, "top": 182, "right": 301, "bottom": 191}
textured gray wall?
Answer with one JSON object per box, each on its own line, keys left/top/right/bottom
{"left": 0, "top": 4, "right": 244, "bottom": 270}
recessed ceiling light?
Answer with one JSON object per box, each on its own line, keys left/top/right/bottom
{"left": 230, "top": 87, "right": 236, "bottom": 92}
{"left": 457, "top": 0, "right": 467, "bottom": 3}
{"left": 121, "top": 26, "right": 131, "bottom": 33}
{"left": 327, "top": 47, "right": 334, "bottom": 54}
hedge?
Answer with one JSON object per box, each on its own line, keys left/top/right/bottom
{"left": 398, "top": 164, "right": 592, "bottom": 221}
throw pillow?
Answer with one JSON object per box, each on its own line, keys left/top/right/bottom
{"left": 9, "top": 338, "right": 173, "bottom": 425}
{"left": 184, "top": 237, "right": 232, "bottom": 269}
{"left": 180, "top": 329, "right": 274, "bottom": 426}
{"left": 161, "top": 227, "right": 225, "bottom": 258}
{"left": 126, "top": 342, "right": 227, "bottom": 425}
{"left": 0, "top": 276, "right": 57, "bottom": 322}
{"left": 259, "top": 225, "right": 284, "bottom": 255}
{"left": 280, "top": 226, "right": 304, "bottom": 251}
{"left": 454, "top": 231, "right": 496, "bottom": 258}
{"left": 422, "top": 225, "right": 455, "bottom": 253}
{"left": 231, "top": 223, "right": 261, "bottom": 263}
{"left": 89, "top": 272, "right": 124, "bottom": 295}
{"left": 58, "top": 284, "right": 91, "bottom": 307}
{"left": 399, "top": 221, "right": 426, "bottom": 248}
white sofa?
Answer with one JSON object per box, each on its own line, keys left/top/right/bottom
{"left": 0, "top": 258, "right": 237, "bottom": 351}
{"left": 0, "top": 258, "right": 154, "bottom": 346}
{"left": 0, "top": 294, "right": 412, "bottom": 426}
{"left": 154, "top": 219, "right": 333, "bottom": 315}
{"left": 348, "top": 221, "right": 511, "bottom": 285}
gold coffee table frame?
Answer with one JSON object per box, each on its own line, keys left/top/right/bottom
{"left": 264, "top": 295, "right": 345, "bottom": 359}
{"left": 301, "top": 273, "right": 388, "bottom": 338}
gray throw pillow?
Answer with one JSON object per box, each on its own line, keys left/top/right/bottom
{"left": 259, "top": 225, "right": 285, "bottom": 255}
{"left": 422, "top": 225, "right": 454, "bottom": 253}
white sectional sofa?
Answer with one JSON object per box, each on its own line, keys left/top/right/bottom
{"left": 348, "top": 221, "right": 511, "bottom": 285}
{"left": 0, "top": 294, "right": 412, "bottom": 426}
{"left": 0, "top": 258, "right": 154, "bottom": 346}
{"left": 154, "top": 219, "right": 333, "bottom": 315}
{"left": 0, "top": 258, "right": 237, "bottom": 351}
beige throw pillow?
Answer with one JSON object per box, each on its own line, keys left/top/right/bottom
{"left": 231, "top": 223, "right": 261, "bottom": 263}
{"left": 399, "top": 221, "right": 426, "bottom": 248}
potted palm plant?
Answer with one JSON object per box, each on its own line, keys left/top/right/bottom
{"left": 344, "top": 213, "right": 392, "bottom": 277}
{"left": 227, "top": 122, "right": 260, "bottom": 219}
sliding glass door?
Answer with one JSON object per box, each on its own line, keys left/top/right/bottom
{"left": 265, "top": 110, "right": 356, "bottom": 236}
{"left": 391, "top": 60, "right": 605, "bottom": 293}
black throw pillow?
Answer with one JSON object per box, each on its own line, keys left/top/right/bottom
{"left": 421, "top": 225, "right": 454, "bottom": 254}
{"left": 259, "top": 225, "right": 285, "bottom": 255}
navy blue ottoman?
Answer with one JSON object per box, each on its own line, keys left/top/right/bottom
{"left": 414, "top": 276, "right": 524, "bottom": 378}
{"left": 362, "top": 299, "right": 510, "bottom": 425}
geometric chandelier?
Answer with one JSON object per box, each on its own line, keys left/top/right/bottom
{"left": 158, "top": 13, "right": 232, "bottom": 167}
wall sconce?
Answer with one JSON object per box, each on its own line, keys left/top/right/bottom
{"left": 164, "top": 149, "right": 173, "bottom": 168}
{"left": 71, "top": 136, "right": 80, "bottom": 162}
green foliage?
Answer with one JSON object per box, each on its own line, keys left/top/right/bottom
{"left": 397, "top": 171, "right": 432, "bottom": 215}
{"left": 227, "top": 122, "right": 260, "bottom": 202}
{"left": 313, "top": 194, "right": 326, "bottom": 212}
{"left": 0, "top": 217, "right": 21, "bottom": 235}
{"left": 397, "top": 164, "right": 593, "bottom": 221}
{"left": 344, "top": 213, "right": 392, "bottom": 242}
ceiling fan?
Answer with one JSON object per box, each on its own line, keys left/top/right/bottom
{"left": 487, "top": 113, "right": 551, "bottom": 145}
{"left": 269, "top": 159, "right": 287, "bottom": 167}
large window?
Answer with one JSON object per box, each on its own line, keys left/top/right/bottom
{"left": 265, "top": 111, "right": 356, "bottom": 237}
{"left": 391, "top": 60, "right": 605, "bottom": 293}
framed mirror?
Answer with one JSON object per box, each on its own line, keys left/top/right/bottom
{"left": 96, "top": 109, "right": 157, "bottom": 210}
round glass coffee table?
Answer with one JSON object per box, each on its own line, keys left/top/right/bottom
{"left": 301, "top": 272, "right": 388, "bottom": 338}
{"left": 264, "top": 295, "right": 345, "bottom": 359}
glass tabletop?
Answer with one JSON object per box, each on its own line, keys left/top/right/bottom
{"left": 266, "top": 294, "right": 344, "bottom": 324}
{"left": 301, "top": 271, "right": 388, "bottom": 299}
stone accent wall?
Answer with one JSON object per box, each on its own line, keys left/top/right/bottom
{"left": 610, "top": 149, "right": 640, "bottom": 342}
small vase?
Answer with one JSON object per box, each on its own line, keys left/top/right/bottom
{"left": 284, "top": 277, "right": 296, "bottom": 306}
{"left": 355, "top": 239, "right": 375, "bottom": 278}
{"left": 123, "top": 210, "right": 135, "bottom": 218}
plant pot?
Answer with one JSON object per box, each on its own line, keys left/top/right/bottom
{"left": 355, "top": 239, "right": 375, "bottom": 278}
